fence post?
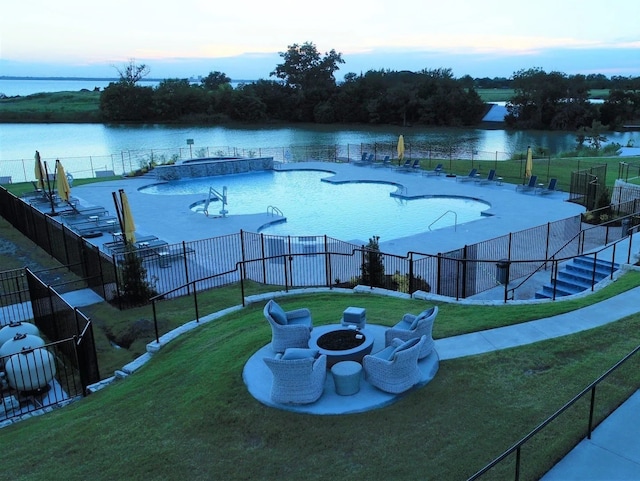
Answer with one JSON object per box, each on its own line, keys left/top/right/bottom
{"left": 182, "top": 241, "right": 190, "bottom": 295}
{"left": 408, "top": 252, "right": 415, "bottom": 294}
{"left": 193, "top": 281, "right": 200, "bottom": 322}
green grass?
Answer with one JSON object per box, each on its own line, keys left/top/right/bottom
{"left": 1, "top": 290, "right": 638, "bottom": 480}
{"left": 4, "top": 176, "right": 122, "bottom": 197}
{"left": 417, "top": 154, "right": 627, "bottom": 187}
{"left": 0, "top": 91, "right": 102, "bottom": 122}
{"left": 476, "top": 88, "right": 514, "bottom": 102}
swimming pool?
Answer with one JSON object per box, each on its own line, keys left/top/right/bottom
{"left": 140, "top": 170, "right": 490, "bottom": 242}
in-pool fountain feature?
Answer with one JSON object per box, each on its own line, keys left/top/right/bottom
{"left": 140, "top": 170, "right": 490, "bottom": 242}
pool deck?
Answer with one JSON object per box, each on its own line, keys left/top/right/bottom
{"left": 69, "top": 161, "right": 585, "bottom": 257}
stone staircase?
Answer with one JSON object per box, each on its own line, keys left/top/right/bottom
{"left": 535, "top": 256, "right": 620, "bottom": 299}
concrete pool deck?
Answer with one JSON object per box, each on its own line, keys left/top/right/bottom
{"left": 69, "top": 161, "right": 585, "bottom": 257}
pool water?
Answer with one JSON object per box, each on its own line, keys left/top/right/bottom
{"left": 140, "top": 170, "right": 489, "bottom": 242}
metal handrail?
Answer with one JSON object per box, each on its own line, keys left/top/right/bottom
{"left": 507, "top": 217, "right": 639, "bottom": 300}
{"left": 429, "top": 210, "right": 457, "bottom": 231}
{"left": 267, "top": 205, "right": 283, "bottom": 216}
{"left": 468, "top": 344, "right": 640, "bottom": 480}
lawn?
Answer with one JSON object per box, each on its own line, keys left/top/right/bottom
{"left": 0, "top": 289, "right": 639, "bottom": 480}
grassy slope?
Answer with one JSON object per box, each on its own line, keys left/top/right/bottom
{"left": 0, "top": 91, "right": 102, "bottom": 122}
{"left": 0, "top": 293, "right": 638, "bottom": 480}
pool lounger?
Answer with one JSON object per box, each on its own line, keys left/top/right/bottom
{"left": 153, "top": 246, "right": 196, "bottom": 266}
{"left": 61, "top": 206, "right": 109, "bottom": 220}
{"left": 111, "top": 239, "right": 169, "bottom": 257}
{"left": 71, "top": 218, "right": 120, "bottom": 235}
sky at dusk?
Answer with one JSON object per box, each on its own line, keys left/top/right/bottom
{"left": 2, "top": 0, "right": 639, "bottom": 81}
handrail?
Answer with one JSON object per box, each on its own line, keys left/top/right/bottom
{"left": 507, "top": 216, "right": 639, "bottom": 300}
{"left": 429, "top": 210, "right": 457, "bottom": 231}
{"left": 468, "top": 344, "right": 640, "bottom": 480}
{"left": 267, "top": 205, "right": 283, "bottom": 216}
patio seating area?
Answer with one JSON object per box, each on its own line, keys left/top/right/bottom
{"left": 243, "top": 300, "right": 440, "bottom": 414}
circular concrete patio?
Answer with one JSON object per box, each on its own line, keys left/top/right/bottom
{"left": 242, "top": 324, "right": 440, "bottom": 415}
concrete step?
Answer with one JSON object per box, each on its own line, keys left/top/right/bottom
{"left": 536, "top": 257, "right": 620, "bottom": 299}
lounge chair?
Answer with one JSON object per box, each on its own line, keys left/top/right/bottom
{"left": 397, "top": 158, "right": 419, "bottom": 172}
{"left": 457, "top": 168, "right": 478, "bottom": 182}
{"left": 423, "top": 163, "right": 444, "bottom": 176}
{"left": 373, "top": 155, "right": 391, "bottom": 167}
{"left": 263, "top": 348, "right": 327, "bottom": 404}
{"left": 516, "top": 175, "right": 538, "bottom": 193}
{"left": 395, "top": 158, "right": 412, "bottom": 170}
{"left": 384, "top": 306, "right": 437, "bottom": 359}
{"left": 537, "top": 178, "right": 559, "bottom": 195}
{"left": 363, "top": 336, "right": 427, "bottom": 394}
{"left": 476, "top": 169, "right": 497, "bottom": 185}
{"left": 263, "top": 299, "right": 313, "bottom": 353}
{"left": 354, "top": 153, "right": 374, "bottom": 166}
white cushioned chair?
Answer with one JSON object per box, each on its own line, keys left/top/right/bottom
{"left": 263, "top": 348, "right": 327, "bottom": 404}
{"left": 263, "top": 299, "right": 313, "bottom": 353}
{"left": 363, "top": 336, "right": 426, "bottom": 394}
{"left": 384, "top": 306, "right": 437, "bottom": 359}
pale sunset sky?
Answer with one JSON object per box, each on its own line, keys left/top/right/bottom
{"left": 2, "top": 0, "right": 639, "bottom": 80}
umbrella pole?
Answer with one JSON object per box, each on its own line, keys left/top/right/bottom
{"left": 112, "top": 191, "right": 125, "bottom": 244}
{"left": 44, "top": 161, "right": 57, "bottom": 216}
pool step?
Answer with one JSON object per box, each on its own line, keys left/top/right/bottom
{"left": 535, "top": 256, "right": 619, "bottom": 299}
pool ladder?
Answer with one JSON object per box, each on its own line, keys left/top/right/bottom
{"left": 429, "top": 210, "right": 457, "bottom": 231}
{"left": 267, "top": 205, "right": 283, "bottom": 216}
{"left": 205, "top": 186, "right": 228, "bottom": 217}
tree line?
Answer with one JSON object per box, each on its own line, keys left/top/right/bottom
{"left": 100, "top": 42, "right": 640, "bottom": 131}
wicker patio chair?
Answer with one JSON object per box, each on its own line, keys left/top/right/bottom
{"left": 363, "top": 336, "right": 426, "bottom": 394}
{"left": 263, "top": 299, "right": 313, "bottom": 353}
{"left": 263, "top": 350, "right": 327, "bottom": 404}
{"left": 384, "top": 306, "right": 438, "bottom": 359}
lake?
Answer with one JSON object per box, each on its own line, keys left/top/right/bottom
{"left": 0, "top": 122, "right": 636, "bottom": 183}
{"left": 0, "top": 79, "right": 637, "bottom": 182}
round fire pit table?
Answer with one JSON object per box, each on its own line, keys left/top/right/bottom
{"left": 310, "top": 325, "right": 374, "bottom": 368}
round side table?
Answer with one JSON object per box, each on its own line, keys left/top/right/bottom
{"left": 331, "top": 360, "right": 362, "bottom": 396}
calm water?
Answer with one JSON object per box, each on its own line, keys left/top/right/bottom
{"left": 0, "top": 78, "right": 160, "bottom": 97}
{"left": 0, "top": 79, "right": 636, "bottom": 182}
{"left": 140, "top": 170, "right": 489, "bottom": 239}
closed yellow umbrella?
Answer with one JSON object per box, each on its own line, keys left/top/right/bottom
{"left": 120, "top": 190, "right": 136, "bottom": 244}
{"left": 55, "top": 159, "right": 71, "bottom": 202}
{"left": 397, "top": 135, "right": 405, "bottom": 162}
{"left": 525, "top": 146, "right": 533, "bottom": 178}
{"left": 34, "top": 151, "right": 45, "bottom": 190}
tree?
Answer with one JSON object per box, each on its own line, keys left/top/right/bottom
{"left": 114, "top": 59, "right": 150, "bottom": 87}
{"left": 271, "top": 41, "right": 344, "bottom": 91}
{"left": 201, "top": 71, "right": 231, "bottom": 91}
{"left": 578, "top": 120, "right": 609, "bottom": 150}
{"left": 361, "top": 236, "right": 385, "bottom": 288}
{"left": 153, "top": 79, "right": 208, "bottom": 120}
{"left": 270, "top": 42, "right": 344, "bottom": 121}
{"left": 100, "top": 82, "right": 154, "bottom": 121}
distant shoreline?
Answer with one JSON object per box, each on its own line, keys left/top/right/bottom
{"left": 0, "top": 76, "right": 254, "bottom": 83}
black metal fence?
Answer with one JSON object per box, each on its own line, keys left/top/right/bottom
{"left": 467, "top": 344, "right": 640, "bottom": 480}
{"left": 0, "top": 268, "right": 30, "bottom": 323}
{"left": 25, "top": 268, "right": 100, "bottom": 389}
{"left": 0, "top": 269, "right": 99, "bottom": 424}
{"left": 569, "top": 164, "right": 608, "bottom": 209}
{"left": 3, "top": 183, "right": 640, "bottom": 312}
{"left": 1, "top": 337, "right": 87, "bottom": 423}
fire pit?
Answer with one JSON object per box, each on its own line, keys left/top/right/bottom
{"left": 310, "top": 325, "right": 375, "bottom": 368}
